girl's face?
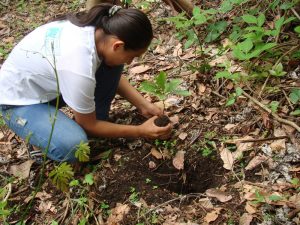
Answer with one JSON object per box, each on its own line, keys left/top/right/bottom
{"left": 104, "top": 44, "right": 147, "bottom": 67}
{"left": 96, "top": 31, "right": 147, "bottom": 67}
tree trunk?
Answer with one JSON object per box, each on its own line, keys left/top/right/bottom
{"left": 86, "top": 0, "right": 122, "bottom": 10}
{"left": 85, "top": 0, "right": 194, "bottom": 16}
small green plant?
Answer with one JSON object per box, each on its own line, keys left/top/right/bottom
{"left": 83, "top": 173, "right": 94, "bottom": 186}
{"left": 129, "top": 187, "right": 139, "bottom": 203}
{"left": 251, "top": 190, "right": 265, "bottom": 204}
{"left": 100, "top": 201, "right": 110, "bottom": 217}
{"left": 140, "top": 71, "right": 189, "bottom": 127}
{"left": 291, "top": 178, "right": 300, "bottom": 191}
{"left": 140, "top": 71, "right": 190, "bottom": 112}
{"left": 155, "top": 139, "right": 177, "bottom": 150}
{"left": 201, "top": 147, "right": 213, "bottom": 157}
{"left": 268, "top": 63, "right": 287, "bottom": 77}
{"left": 268, "top": 101, "right": 279, "bottom": 113}
{"left": 0, "top": 200, "right": 11, "bottom": 223}
{"left": 75, "top": 141, "right": 90, "bottom": 162}
{"left": 145, "top": 178, "right": 151, "bottom": 184}
{"left": 49, "top": 162, "right": 74, "bottom": 192}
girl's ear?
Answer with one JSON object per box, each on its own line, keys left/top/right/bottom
{"left": 112, "top": 40, "right": 125, "bottom": 51}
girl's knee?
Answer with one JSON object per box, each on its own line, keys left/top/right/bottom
{"left": 48, "top": 132, "right": 88, "bottom": 163}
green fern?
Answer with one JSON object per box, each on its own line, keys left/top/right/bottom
{"left": 49, "top": 162, "right": 74, "bottom": 192}
{"left": 75, "top": 141, "right": 90, "bottom": 162}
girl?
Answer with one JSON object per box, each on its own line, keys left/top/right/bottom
{"left": 0, "top": 4, "right": 172, "bottom": 162}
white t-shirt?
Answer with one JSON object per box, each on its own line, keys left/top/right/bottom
{"left": 0, "top": 20, "right": 101, "bottom": 114}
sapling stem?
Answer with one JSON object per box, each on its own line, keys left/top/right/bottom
{"left": 20, "top": 42, "right": 61, "bottom": 223}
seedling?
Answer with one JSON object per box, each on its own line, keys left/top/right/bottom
{"left": 140, "top": 71, "right": 190, "bottom": 127}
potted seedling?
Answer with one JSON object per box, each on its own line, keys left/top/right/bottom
{"left": 140, "top": 71, "right": 190, "bottom": 127}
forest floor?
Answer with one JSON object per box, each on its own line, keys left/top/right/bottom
{"left": 0, "top": 0, "right": 300, "bottom": 225}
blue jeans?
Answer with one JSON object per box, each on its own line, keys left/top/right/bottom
{"left": 0, "top": 62, "right": 123, "bottom": 162}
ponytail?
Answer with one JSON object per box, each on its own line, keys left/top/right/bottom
{"left": 68, "top": 3, "right": 153, "bottom": 50}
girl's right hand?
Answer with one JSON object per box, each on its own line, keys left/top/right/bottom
{"left": 138, "top": 116, "right": 172, "bottom": 139}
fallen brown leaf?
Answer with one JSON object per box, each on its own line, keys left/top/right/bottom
{"left": 245, "top": 154, "right": 268, "bottom": 171}
{"left": 151, "top": 148, "right": 163, "bottom": 159}
{"left": 204, "top": 208, "right": 222, "bottom": 223}
{"left": 129, "top": 65, "right": 150, "bottom": 74}
{"left": 172, "top": 150, "right": 185, "bottom": 170}
{"left": 239, "top": 213, "right": 253, "bottom": 225}
{"left": 206, "top": 188, "right": 233, "bottom": 202}
{"left": 220, "top": 148, "right": 234, "bottom": 170}
{"left": 245, "top": 202, "right": 257, "bottom": 214}
{"left": 107, "top": 203, "right": 130, "bottom": 225}
{"left": 149, "top": 161, "right": 156, "bottom": 169}
{"left": 270, "top": 128, "right": 286, "bottom": 152}
{"left": 178, "top": 132, "right": 188, "bottom": 140}
{"left": 9, "top": 160, "right": 34, "bottom": 179}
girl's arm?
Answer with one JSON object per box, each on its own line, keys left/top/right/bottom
{"left": 117, "top": 75, "right": 162, "bottom": 118}
{"left": 73, "top": 110, "right": 171, "bottom": 139}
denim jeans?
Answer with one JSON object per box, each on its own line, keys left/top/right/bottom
{"left": 0, "top": 62, "right": 123, "bottom": 162}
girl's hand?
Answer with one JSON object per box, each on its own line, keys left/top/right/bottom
{"left": 138, "top": 102, "right": 163, "bottom": 118}
{"left": 138, "top": 116, "right": 172, "bottom": 139}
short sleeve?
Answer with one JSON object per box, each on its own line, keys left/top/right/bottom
{"left": 58, "top": 69, "right": 96, "bottom": 114}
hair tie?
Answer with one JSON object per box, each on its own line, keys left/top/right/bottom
{"left": 109, "top": 5, "right": 122, "bottom": 17}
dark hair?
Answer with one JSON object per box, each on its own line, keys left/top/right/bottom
{"left": 68, "top": 3, "right": 153, "bottom": 50}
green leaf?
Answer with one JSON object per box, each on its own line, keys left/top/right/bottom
{"left": 49, "top": 162, "right": 74, "bottom": 192}
{"left": 75, "top": 141, "right": 90, "bottom": 162}
{"left": 172, "top": 90, "right": 191, "bottom": 96}
{"left": 245, "top": 26, "right": 264, "bottom": 32}
{"left": 165, "top": 79, "right": 182, "bottom": 93}
{"left": 242, "top": 14, "right": 257, "bottom": 24}
{"left": 194, "top": 13, "right": 207, "bottom": 25}
{"left": 78, "top": 218, "right": 87, "bottom": 225}
{"left": 140, "top": 81, "right": 157, "bottom": 93}
{"left": 215, "top": 71, "right": 232, "bottom": 79}
{"left": 275, "top": 17, "right": 285, "bottom": 32}
{"left": 226, "top": 94, "right": 236, "bottom": 106}
{"left": 205, "top": 21, "right": 228, "bottom": 42}
{"left": 220, "top": 0, "right": 233, "bottom": 13}
{"left": 192, "top": 6, "right": 201, "bottom": 16}
{"left": 184, "top": 38, "right": 195, "bottom": 49}
{"left": 156, "top": 71, "right": 167, "bottom": 91}
{"left": 235, "top": 87, "right": 243, "bottom": 96}
{"left": 280, "top": 2, "right": 294, "bottom": 10}
{"left": 295, "top": 26, "right": 300, "bottom": 34}
{"left": 290, "top": 109, "right": 300, "bottom": 116}
{"left": 268, "top": 195, "right": 283, "bottom": 201}
{"left": 289, "top": 89, "right": 300, "bottom": 104}
{"left": 291, "top": 178, "right": 299, "bottom": 185}
{"left": 257, "top": 13, "right": 266, "bottom": 27}
{"left": 239, "top": 38, "right": 253, "bottom": 53}
{"left": 83, "top": 173, "right": 94, "bottom": 185}
{"left": 284, "top": 16, "right": 295, "bottom": 25}
{"left": 99, "top": 149, "right": 112, "bottom": 160}
{"left": 269, "top": 101, "right": 279, "bottom": 113}
{"left": 69, "top": 179, "right": 79, "bottom": 187}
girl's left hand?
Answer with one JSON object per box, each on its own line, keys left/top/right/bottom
{"left": 139, "top": 102, "right": 163, "bottom": 118}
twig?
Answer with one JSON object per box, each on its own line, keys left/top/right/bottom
{"left": 258, "top": 75, "right": 270, "bottom": 99}
{"left": 211, "top": 91, "right": 226, "bottom": 99}
{"left": 57, "top": 196, "right": 70, "bottom": 224}
{"left": 282, "top": 89, "right": 294, "bottom": 110}
{"left": 137, "top": 193, "right": 204, "bottom": 220}
{"left": 275, "top": 45, "right": 299, "bottom": 66}
{"left": 3, "top": 183, "right": 12, "bottom": 202}
{"left": 242, "top": 91, "right": 300, "bottom": 132}
{"left": 291, "top": 8, "right": 300, "bottom": 21}
{"left": 238, "top": 136, "right": 289, "bottom": 143}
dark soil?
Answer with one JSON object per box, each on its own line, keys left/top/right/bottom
{"left": 154, "top": 115, "right": 171, "bottom": 127}
{"left": 88, "top": 140, "right": 228, "bottom": 223}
